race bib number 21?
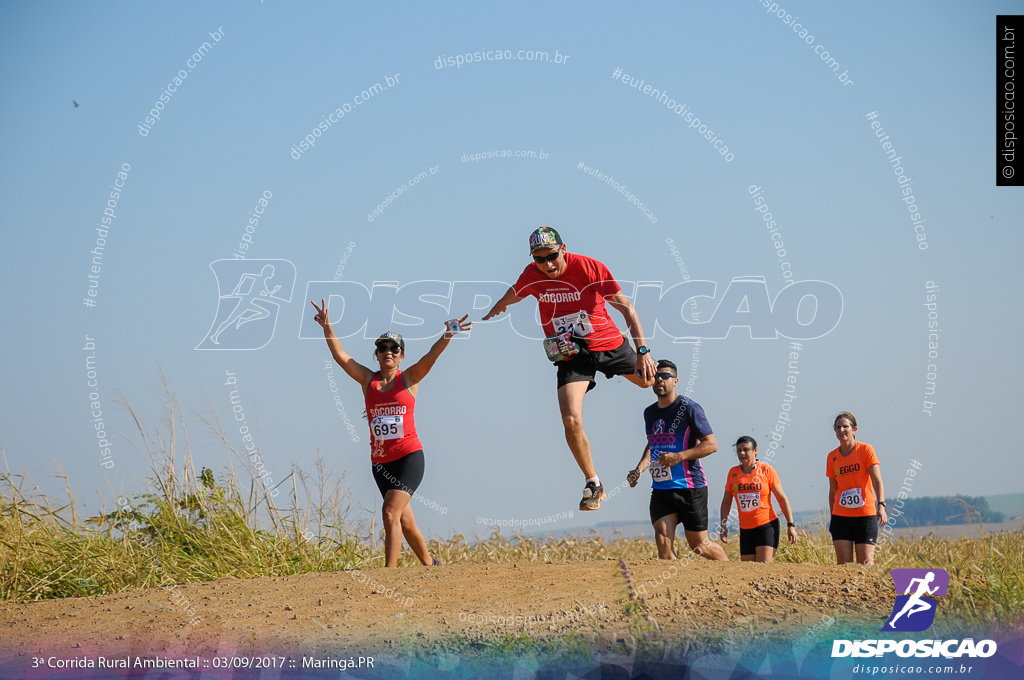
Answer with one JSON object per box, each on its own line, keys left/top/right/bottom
{"left": 552, "top": 310, "right": 594, "bottom": 337}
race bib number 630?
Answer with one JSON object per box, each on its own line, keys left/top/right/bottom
{"left": 839, "top": 487, "right": 864, "bottom": 508}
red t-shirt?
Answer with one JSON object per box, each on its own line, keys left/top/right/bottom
{"left": 513, "top": 252, "right": 625, "bottom": 352}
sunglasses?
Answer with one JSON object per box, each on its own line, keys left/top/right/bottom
{"left": 377, "top": 344, "right": 401, "bottom": 354}
{"left": 533, "top": 245, "right": 563, "bottom": 264}
{"left": 654, "top": 372, "right": 677, "bottom": 381}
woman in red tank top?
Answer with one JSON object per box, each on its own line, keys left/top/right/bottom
{"left": 312, "top": 298, "right": 471, "bottom": 568}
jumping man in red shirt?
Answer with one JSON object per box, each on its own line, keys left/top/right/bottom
{"left": 482, "top": 227, "right": 656, "bottom": 510}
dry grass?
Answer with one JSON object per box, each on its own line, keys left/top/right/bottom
{"left": 428, "top": 530, "right": 657, "bottom": 565}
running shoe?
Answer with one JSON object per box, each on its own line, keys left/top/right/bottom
{"left": 579, "top": 481, "right": 606, "bottom": 511}
{"left": 431, "top": 557, "right": 444, "bottom": 566}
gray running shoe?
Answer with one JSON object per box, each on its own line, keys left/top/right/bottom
{"left": 580, "top": 481, "right": 606, "bottom": 511}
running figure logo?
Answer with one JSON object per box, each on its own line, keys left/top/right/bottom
{"left": 196, "top": 259, "right": 296, "bottom": 350}
{"left": 881, "top": 568, "right": 950, "bottom": 632}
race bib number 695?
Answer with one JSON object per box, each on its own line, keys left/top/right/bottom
{"left": 371, "top": 415, "right": 404, "bottom": 441}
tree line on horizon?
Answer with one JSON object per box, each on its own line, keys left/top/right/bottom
{"left": 894, "top": 495, "right": 1005, "bottom": 527}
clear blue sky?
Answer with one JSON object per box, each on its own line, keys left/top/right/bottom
{"left": 1, "top": 1, "right": 1020, "bottom": 540}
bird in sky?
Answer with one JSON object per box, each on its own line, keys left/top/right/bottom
{"left": 73, "top": 100, "right": 79, "bottom": 108}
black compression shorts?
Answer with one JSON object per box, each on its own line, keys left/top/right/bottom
{"left": 739, "top": 518, "right": 781, "bottom": 555}
{"left": 828, "top": 514, "right": 878, "bottom": 545}
{"left": 371, "top": 450, "right": 425, "bottom": 499}
{"left": 649, "top": 487, "right": 709, "bottom": 532}
{"left": 556, "top": 336, "right": 637, "bottom": 391}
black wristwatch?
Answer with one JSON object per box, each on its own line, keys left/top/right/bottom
{"left": 637, "top": 346, "right": 650, "bottom": 356}
{"left": 787, "top": 522, "right": 796, "bottom": 528}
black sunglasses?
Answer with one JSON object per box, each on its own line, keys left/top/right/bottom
{"left": 377, "top": 344, "right": 401, "bottom": 354}
{"left": 654, "top": 372, "right": 677, "bottom": 381}
{"left": 533, "top": 245, "right": 563, "bottom": 264}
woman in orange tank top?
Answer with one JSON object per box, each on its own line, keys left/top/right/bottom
{"left": 312, "top": 298, "right": 471, "bottom": 568}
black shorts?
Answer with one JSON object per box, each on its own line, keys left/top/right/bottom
{"left": 555, "top": 336, "right": 637, "bottom": 391}
{"left": 371, "top": 450, "right": 425, "bottom": 499}
{"left": 829, "top": 514, "right": 879, "bottom": 545}
{"left": 740, "top": 518, "right": 781, "bottom": 556}
{"left": 649, "top": 487, "right": 709, "bottom": 532}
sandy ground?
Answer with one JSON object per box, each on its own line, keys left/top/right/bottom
{"left": 0, "top": 558, "right": 892, "bottom": 666}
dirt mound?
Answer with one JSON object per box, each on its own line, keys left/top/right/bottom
{"left": 0, "top": 559, "right": 892, "bottom": 661}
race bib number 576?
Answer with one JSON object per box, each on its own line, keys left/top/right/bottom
{"left": 737, "top": 492, "right": 761, "bottom": 512}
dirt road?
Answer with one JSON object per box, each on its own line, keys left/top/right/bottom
{"left": 0, "top": 558, "right": 891, "bottom": 666}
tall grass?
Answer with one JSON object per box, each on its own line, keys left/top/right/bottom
{"left": 0, "top": 381, "right": 371, "bottom": 602}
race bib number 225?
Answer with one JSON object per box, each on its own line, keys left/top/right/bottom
{"left": 650, "top": 460, "right": 671, "bottom": 482}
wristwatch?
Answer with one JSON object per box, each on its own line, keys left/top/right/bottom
{"left": 637, "top": 346, "right": 650, "bottom": 356}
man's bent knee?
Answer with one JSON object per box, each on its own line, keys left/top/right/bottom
{"left": 561, "top": 412, "right": 584, "bottom": 432}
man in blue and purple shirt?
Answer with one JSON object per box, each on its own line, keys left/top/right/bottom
{"left": 627, "top": 359, "right": 728, "bottom": 561}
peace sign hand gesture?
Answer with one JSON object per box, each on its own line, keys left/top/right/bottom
{"left": 311, "top": 298, "right": 331, "bottom": 330}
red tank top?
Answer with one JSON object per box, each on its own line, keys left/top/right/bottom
{"left": 364, "top": 370, "right": 422, "bottom": 463}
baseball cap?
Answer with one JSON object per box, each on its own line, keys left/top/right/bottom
{"left": 374, "top": 331, "right": 405, "bottom": 352}
{"left": 529, "top": 226, "right": 563, "bottom": 252}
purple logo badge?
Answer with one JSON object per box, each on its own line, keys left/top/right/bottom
{"left": 881, "top": 568, "right": 949, "bottom": 632}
